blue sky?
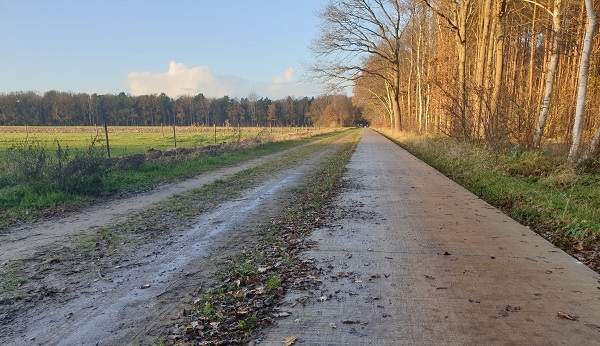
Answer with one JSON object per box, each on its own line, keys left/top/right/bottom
{"left": 0, "top": 0, "right": 328, "bottom": 99}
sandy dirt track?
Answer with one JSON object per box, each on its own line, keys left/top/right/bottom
{"left": 260, "top": 128, "right": 600, "bottom": 345}
{"left": 0, "top": 143, "right": 311, "bottom": 265}
{"left": 0, "top": 135, "right": 350, "bottom": 345}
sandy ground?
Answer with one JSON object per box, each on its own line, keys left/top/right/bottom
{"left": 0, "top": 136, "right": 348, "bottom": 346}
{"left": 259, "top": 128, "right": 600, "bottom": 345}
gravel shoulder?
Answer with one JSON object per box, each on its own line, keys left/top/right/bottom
{"left": 260, "top": 128, "right": 600, "bottom": 345}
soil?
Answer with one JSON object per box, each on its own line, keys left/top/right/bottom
{"left": 0, "top": 135, "right": 348, "bottom": 346}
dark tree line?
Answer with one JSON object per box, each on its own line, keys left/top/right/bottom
{"left": 0, "top": 91, "right": 327, "bottom": 127}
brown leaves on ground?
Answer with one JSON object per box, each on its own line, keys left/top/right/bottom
{"left": 283, "top": 336, "right": 297, "bottom": 345}
{"left": 557, "top": 311, "right": 577, "bottom": 321}
{"left": 163, "top": 185, "right": 335, "bottom": 345}
{"left": 161, "top": 136, "right": 356, "bottom": 345}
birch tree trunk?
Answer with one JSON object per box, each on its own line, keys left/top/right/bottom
{"left": 417, "top": 21, "right": 424, "bottom": 133}
{"left": 533, "top": 0, "right": 562, "bottom": 148}
{"left": 489, "top": 0, "right": 507, "bottom": 140}
{"left": 569, "top": 0, "right": 598, "bottom": 162}
{"left": 588, "top": 125, "right": 600, "bottom": 158}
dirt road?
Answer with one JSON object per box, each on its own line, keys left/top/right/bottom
{"left": 0, "top": 133, "right": 354, "bottom": 345}
{"left": 260, "top": 128, "right": 600, "bottom": 345}
{"left": 0, "top": 141, "right": 318, "bottom": 265}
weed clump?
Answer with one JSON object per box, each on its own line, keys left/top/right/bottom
{"left": 2, "top": 139, "right": 108, "bottom": 196}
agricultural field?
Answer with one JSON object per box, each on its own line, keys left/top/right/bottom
{"left": 0, "top": 125, "right": 314, "bottom": 158}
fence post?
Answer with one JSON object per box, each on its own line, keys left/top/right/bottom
{"left": 103, "top": 114, "right": 111, "bottom": 158}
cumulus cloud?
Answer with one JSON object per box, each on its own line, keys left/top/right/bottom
{"left": 127, "top": 61, "right": 247, "bottom": 98}
{"left": 126, "top": 61, "right": 320, "bottom": 99}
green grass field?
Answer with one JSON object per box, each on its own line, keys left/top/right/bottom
{"left": 0, "top": 126, "right": 312, "bottom": 158}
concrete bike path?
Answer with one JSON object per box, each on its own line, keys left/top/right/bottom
{"left": 260, "top": 128, "right": 600, "bottom": 345}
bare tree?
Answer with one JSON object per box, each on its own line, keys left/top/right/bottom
{"left": 308, "top": 0, "right": 410, "bottom": 131}
{"left": 422, "top": 0, "right": 473, "bottom": 138}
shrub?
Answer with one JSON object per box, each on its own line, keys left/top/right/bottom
{"left": 2, "top": 139, "right": 108, "bottom": 197}
{"left": 3, "top": 140, "right": 53, "bottom": 183}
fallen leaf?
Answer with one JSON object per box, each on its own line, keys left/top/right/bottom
{"left": 273, "top": 312, "right": 290, "bottom": 318}
{"left": 371, "top": 274, "right": 381, "bottom": 279}
{"left": 329, "top": 323, "right": 337, "bottom": 329}
{"left": 318, "top": 295, "right": 328, "bottom": 302}
{"left": 342, "top": 320, "right": 361, "bottom": 324}
{"left": 140, "top": 284, "right": 151, "bottom": 289}
{"left": 283, "top": 336, "right": 297, "bottom": 345}
{"left": 258, "top": 266, "right": 271, "bottom": 273}
{"left": 443, "top": 251, "right": 451, "bottom": 256}
{"left": 557, "top": 311, "right": 575, "bottom": 321}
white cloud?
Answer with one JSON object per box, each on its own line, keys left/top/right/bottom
{"left": 126, "top": 61, "right": 320, "bottom": 99}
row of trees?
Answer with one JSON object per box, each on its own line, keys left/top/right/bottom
{"left": 311, "top": 0, "right": 600, "bottom": 161}
{"left": 0, "top": 91, "right": 362, "bottom": 128}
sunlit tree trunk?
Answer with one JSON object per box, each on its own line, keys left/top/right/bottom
{"left": 423, "top": 0, "right": 472, "bottom": 138}
{"left": 474, "top": 0, "right": 493, "bottom": 139}
{"left": 569, "top": 0, "right": 598, "bottom": 162}
{"left": 533, "top": 0, "right": 562, "bottom": 148}
{"left": 417, "top": 20, "right": 424, "bottom": 133}
{"left": 588, "top": 125, "right": 600, "bottom": 158}
{"left": 489, "top": 0, "right": 507, "bottom": 140}
{"left": 527, "top": 5, "right": 537, "bottom": 113}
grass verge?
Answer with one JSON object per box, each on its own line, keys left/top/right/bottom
{"left": 377, "top": 129, "right": 600, "bottom": 272}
